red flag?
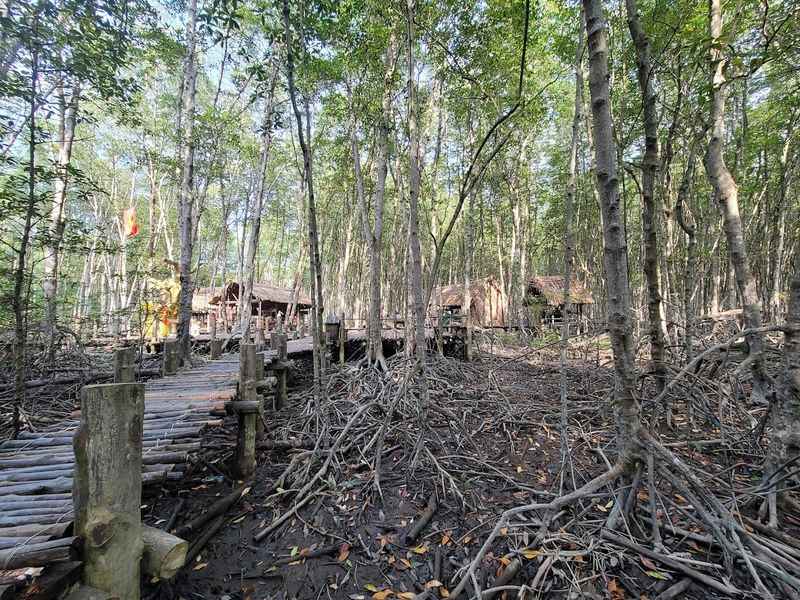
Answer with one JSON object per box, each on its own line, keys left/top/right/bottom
{"left": 124, "top": 207, "right": 139, "bottom": 237}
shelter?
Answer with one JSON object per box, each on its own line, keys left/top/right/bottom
{"left": 524, "top": 275, "right": 594, "bottom": 323}
{"left": 213, "top": 282, "right": 311, "bottom": 331}
{"left": 431, "top": 277, "right": 507, "bottom": 328}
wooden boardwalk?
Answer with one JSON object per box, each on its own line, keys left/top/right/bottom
{"left": 0, "top": 355, "right": 241, "bottom": 556}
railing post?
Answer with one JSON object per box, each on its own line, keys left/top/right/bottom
{"left": 338, "top": 312, "right": 346, "bottom": 366}
{"left": 231, "top": 400, "right": 258, "bottom": 478}
{"left": 73, "top": 383, "right": 145, "bottom": 600}
{"left": 114, "top": 347, "right": 136, "bottom": 383}
{"left": 270, "top": 332, "right": 288, "bottom": 410}
{"left": 239, "top": 343, "right": 264, "bottom": 436}
{"left": 161, "top": 340, "right": 178, "bottom": 376}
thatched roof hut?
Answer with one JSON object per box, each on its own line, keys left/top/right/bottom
{"left": 212, "top": 281, "right": 311, "bottom": 313}
{"left": 431, "top": 277, "right": 507, "bottom": 327}
{"left": 526, "top": 276, "right": 593, "bottom": 307}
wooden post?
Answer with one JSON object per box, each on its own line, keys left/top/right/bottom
{"left": 73, "top": 383, "right": 145, "bottom": 600}
{"left": 141, "top": 525, "right": 187, "bottom": 579}
{"left": 231, "top": 400, "right": 258, "bottom": 478}
{"left": 270, "top": 332, "right": 288, "bottom": 409}
{"left": 209, "top": 311, "right": 217, "bottom": 339}
{"left": 114, "top": 347, "right": 135, "bottom": 383}
{"left": 162, "top": 340, "right": 178, "bottom": 376}
{"left": 338, "top": 312, "right": 346, "bottom": 366}
{"left": 239, "top": 344, "right": 264, "bottom": 436}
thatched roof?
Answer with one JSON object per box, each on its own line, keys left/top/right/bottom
{"left": 209, "top": 281, "right": 311, "bottom": 307}
{"left": 251, "top": 282, "right": 311, "bottom": 306}
{"left": 432, "top": 277, "right": 503, "bottom": 307}
{"left": 192, "top": 287, "right": 220, "bottom": 312}
{"left": 527, "top": 275, "right": 593, "bottom": 305}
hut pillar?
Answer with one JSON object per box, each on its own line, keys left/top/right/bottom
{"left": 114, "top": 347, "right": 135, "bottom": 383}
{"left": 162, "top": 340, "right": 178, "bottom": 376}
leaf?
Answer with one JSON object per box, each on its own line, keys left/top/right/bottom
{"left": 521, "top": 549, "right": 540, "bottom": 559}
{"left": 338, "top": 543, "right": 351, "bottom": 562}
{"left": 400, "top": 558, "right": 413, "bottom": 569}
{"left": 425, "top": 580, "right": 443, "bottom": 589}
{"left": 365, "top": 584, "right": 380, "bottom": 593}
{"left": 398, "top": 593, "right": 416, "bottom": 599}
{"left": 193, "top": 562, "right": 207, "bottom": 571}
{"left": 645, "top": 570, "right": 671, "bottom": 580}
{"left": 441, "top": 533, "right": 451, "bottom": 546}
{"left": 607, "top": 578, "right": 624, "bottom": 600}
{"left": 412, "top": 545, "right": 428, "bottom": 554}
{"left": 290, "top": 546, "right": 299, "bottom": 557}
{"left": 498, "top": 556, "right": 511, "bottom": 566}
{"left": 640, "top": 556, "right": 658, "bottom": 570}
{"left": 440, "top": 588, "right": 450, "bottom": 598}
{"left": 499, "top": 527, "right": 508, "bottom": 536}
{"left": 372, "top": 590, "right": 394, "bottom": 600}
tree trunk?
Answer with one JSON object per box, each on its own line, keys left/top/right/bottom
{"left": 176, "top": 0, "right": 198, "bottom": 364}
{"left": 42, "top": 81, "right": 80, "bottom": 361}
{"left": 561, "top": 15, "right": 584, "bottom": 489}
{"left": 769, "top": 130, "right": 794, "bottom": 321}
{"left": 11, "top": 41, "right": 38, "bottom": 438}
{"left": 625, "top": 0, "right": 667, "bottom": 392}
{"left": 240, "top": 65, "right": 279, "bottom": 339}
{"left": 405, "top": 0, "right": 427, "bottom": 365}
{"left": 675, "top": 140, "right": 699, "bottom": 364}
{"left": 583, "top": 0, "right": 640, "bottom": 465}
{"left": 283, "top": 0, "right": 325, "bottom": 398}
{"left": 703, "top": 0, "right": 769, "bottom": 403}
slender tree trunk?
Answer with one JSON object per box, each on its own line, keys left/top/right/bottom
{"left": 560, "top": 15, "right": 584, "bottom": 491}
{"left": 675, "top": 140, "right": 699, "bottom": 364}
{"left": 463, "top": 190, "right": 475, "bottom": 361}
{"left": 625, "top": 0, "right": 667, "bottom": 392}
{"left": 176, "top": 0, "right": 198, "bottom": 363}
{"left": 584, "top": 0, "right": 640, "bottom": 466}
{"left": 405, "top": 0, "right": 427, "bottom": 365}
{"left": 703, "top": 0, "right": 769, "bottom": 403}
{"left": 42, "top": 81, "right": 80, "bottom": 360}
{"left": 240, "top": 65, "right": 279, "bottom": 338}
{"left": 283, "top": 0, "right": 325, "bottom": 397}
{"left": 769, "top": 131, "right": 794, "bottom": 321}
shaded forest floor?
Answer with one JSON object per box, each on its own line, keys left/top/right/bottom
{"left": 142, "top": 335, "right": 797, "bottom": 600}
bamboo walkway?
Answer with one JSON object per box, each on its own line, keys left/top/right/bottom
{"left": 0, "top": 355, "right": 242, "bottom": 557}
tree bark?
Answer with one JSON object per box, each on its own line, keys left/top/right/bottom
{"left": 283, "top": 0, "right": 325, "bottom": 398}
{"left": 176, "top": 0, "right": 198, "bottom": 364}
{"left": 561, "top": 14, "right": 584, "bottom": 489}
{"left": 675, "top": 139, "right": 699, "bottom": 364}
{"left": 405, "top": 0, "right": 427, "bottom": 365}
{"left": 240, "top": 65, "right": 279, "bottom": 339}
{"left": 583, "top": 0, "right": 640, "bottom": 465}
{"left": 625, "top": 0, "right": 667, "bottom": 391}
{"left": 703, "top": 0, "right": 769, "bottom": 403}
{"left": 42, "top": 81, "right": 80, "bottom": 361}
{"left": 769, "top": 127, "right": 794, "bottom": 321}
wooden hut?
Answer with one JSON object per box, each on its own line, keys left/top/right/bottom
{"left": 431, "top": 277, "right": 508, "bottom": 328}
{"left": 524, "top": 275, "right": 594, "bottom": 326}
{"left": 213, "top": 282, "right": 312, "bottom": 331}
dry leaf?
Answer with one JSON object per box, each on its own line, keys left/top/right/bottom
{"left": 412, "top": 545, "right": 428, "bottom": 554}
{"left": 193, "top": 562, "right": 207, "bottom": 571}
{"left": 521, "top": 549, "right": 540, "bottom": 559}
{"left": 644, "top": 570, "right": 670, "bottom": 580}
{"left": 640, "top": 556, "right": 658, "bottom": 570}
{"left": 440, "top": 588, "right": 450, "bottom": 598}
{"left": 397, "top": 593, "right": 416, "bottom": 599}
{"left": 441, "top": 533, "right": 451, "bottom": 546}
{"left": 498, "top": 556, "right": 511, "bottom": 567}
{"left": 425, "top": 580, "right": 443, "bottom": 589}
{"left": 365, "top": 584, "right": 380, "bottom": 592}
{"left": 372, "top": 590, "right": 394, "bottom": 600}
{"left": 400, "top": 558, "right": 413, "bottom": 569}
{"left": 607, "top": 578, "right": 624, "bottom": 600}
{"left": 499, "top": 527, "right": 508, "bottom": 536}
{"left": 338, "top": 543, "right": 351, "bottom": 562}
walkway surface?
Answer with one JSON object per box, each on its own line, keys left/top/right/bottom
{"left": 0, "top": 356, "right": 241, "bottom": 556}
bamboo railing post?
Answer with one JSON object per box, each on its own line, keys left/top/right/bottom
{"left": 73, "top": 383, "right": 145, "bottom": 600}
{"left": 338, "top": 312, "right": 346, "bottom": 365}
{"left": 270, "top": 332, "right": 288, "bottom": 409}
{"left": 161, "top": 340, "right": 178, "bottom": 376}
{"left": 114, "top": 347, "right": 135, "bottom": 383}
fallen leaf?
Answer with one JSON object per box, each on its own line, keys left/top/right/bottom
{"left": 607, "top": 578, "right": 624, "bottom": 600}
{"left": 412, "top": 545, "right": 428, "bottom": 554}
{"left": 193, "top": 562, "right": 207, "bottom": 571}
{"left": 425, "top": 580, "right": 443, "bottom": 589}
{"left": 365, "top": 584, "right": 380, "bottom": 592}
{"left": 372, "top": 590, "right": 394, "bottom": 600}
{"left": 440, "top": 588, "right": 450, "bottom": 598}
{"left": 645, "top": 570, "right": 671, "bottom": 581}
{"left": 499, "top": 527, "right": 509, "bottom": 536}
{"left": 521, "top": 549, "right": 540, "bottom": 559}
{"left": 498, "top": 556, "right": 511, "bottom": 566}
{"left": 290, "top": 546, "right": 299, "bottom": 557}
{"left": 400, "top": 558, "right": 413, "bottom": 569}
{"left": 640, "top": 556, "right": 658, "bottom": 570}
{"left": 397, "top": 593, "right": 416, "bottom": 599}
{"left": 338, "top": 543, "right": 351, "bottom": 562}
{"left": 441, "top": 533, "right": 451, "bottom": 546}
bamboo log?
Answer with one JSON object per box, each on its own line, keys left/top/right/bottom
{"left": 114, "top": 347, "right": 136, "bottom": 383}
{"left": 0, "top": 536, "right": 50, "bottom": 549}
{"left": 73, "top": 383, "right": 144, "bottom": 600}
{"left": 141, "top": 525, "right": 188, "bottom": 579}
{"left": 0, "top": 536, "right": 80, "bottom": 570}
{"left": 0, "top": 523, "right": 70, "bottom": 539}
{"left": 175, "top": 485, "right": 246, "bottom": 538}
{"left": 162, "top": 340, "right": 179, "bottom": 376}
